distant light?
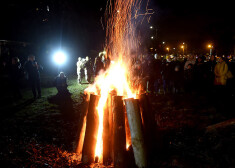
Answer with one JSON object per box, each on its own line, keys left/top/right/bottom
{"left": 151, "top": 36, "right": 154, "bottom": 39}
{"left": 117, "top": 10, "right": 120, "bottom": 13}
{"left": 47, "top": 5, "right": 50, "bottom": 12}
{"left": 173, "top": 48, "right": 176, "bottom": 50}
{"left": 150, "top": 26, "right": 153, "bottom": 29}
{"left": 181, "top": 45, "right": 184, "bottom": 49}
{"left": 183, "top": 42, "right": 185, "bottom": 44}
{"left": 53, "top": 51, "right": 66, "bottom": 65}
{"left": 208, "top": 44, "right": 212, "bottom": 48}
{"left": 162, "top": 41, "right": 165, "bottom": 44}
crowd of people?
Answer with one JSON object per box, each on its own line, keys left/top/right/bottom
{"left": 76, "top": 52, "right": 234, "bottom": 96}
{"left": 1, "top": 52, "right": 234, "bottom": 101}
{"left": 130, "top": 54, "right": 234, "bottom": 96}
{"left": 1, "top": 55, "right": 44, "bottom": 100}
{"left": 76, "top": 54, "right": 110, "bottom": 84}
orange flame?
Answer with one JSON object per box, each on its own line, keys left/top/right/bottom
{"left": 84, "top": 0, "right": 152, "bottom": 162}
{"left": 85, "top": 59, "right": 137, "bottom": 161}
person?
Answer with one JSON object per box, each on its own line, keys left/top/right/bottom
{"left": 193, "top": 56, "right": 207, "bottom": 92}
{"left": 184, "top": 63, "right": 194, "bottom": 93}
{"left": 207, "top": 55, "right": 217, "bottom": 88}
{"left": 24, "top": 55, "right": 43, "bottom": 99}
{"left": 84, "top": 56, "right": 93, "bottom": 83}
{"left": 94, "top": 55, "right": 104, "bottom": 77}
{"left": 171, "top": 60, "right": 184, "bottom": 94}
{"left": 9, "top": 57, "right": 22, "bottom": 99}
{"left": 161, "top": 59, "right": 171, "bottom": 94}
{"left": 83, "top": 56, "right": 91, "bottom": 83}
{"left": 214, "top": 56, "right": 228, "bottom": 86}
{"left": 76, "top": 57, "right": 83, "bottom": 83}
{"left": 184, "top": 55, "right": 196, "bottom": 70}
{"left": 55, "top": 72, "right": 69, "bottom": 95}
{"left": 104, "top": 56, "right": 111, "bottom": 70}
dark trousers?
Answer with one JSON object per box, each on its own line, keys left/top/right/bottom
{"left": 29, "top": 78, "right": 41, "bottom": 98}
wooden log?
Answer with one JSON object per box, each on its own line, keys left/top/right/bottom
{"left": 124, "top": 106, "right": 132, "bottom": 150}
{"left": 109, "top": 92, "right": 116, "bottom": 162}
{"left": 206, "top": 118, "right": 235, "bottom": 132}
{"left": 75, "top": 94, "right": 89, "bottom": 157}
{"left": 125, "top": 98, "right": 147, "bottom": 168}
{"left": 103, "top": 94, "right": 112, "bottom": 165}
{"left": 139, "top": 93, "right": 156, "bottom": 159}
{"left": 82, "top": 94, "right": 100, "bottom": 163}
{"left": 113, "top": 96, "right": 126, "bottom": 168}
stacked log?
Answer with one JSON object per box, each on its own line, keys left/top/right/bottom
{"left": 113, "top": 96, "right": 126, "bottom": 168}
{"left": 125, "top": 98, "right": 147, "bottom": 168}
{"left": 82, "top": 94, "right": 100, "bottom": 163}
{"left": 103, "top": 94, "right": 112, "bottom": 165}
{"left": 77, "top": 94, "right": 148, "bottom": 168}
{"left": 75, "top": 94, "right": 89, "bottom": 157}
{"left": 139, "top": 93, "right": 156, "bottom": 159}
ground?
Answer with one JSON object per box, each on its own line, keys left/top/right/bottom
{"left": 0, "top": 75, "right": 234, "bottom": 167}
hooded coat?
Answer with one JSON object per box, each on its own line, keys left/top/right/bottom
{"left": 214, "top": 61, "right": 228, "bottom": 85}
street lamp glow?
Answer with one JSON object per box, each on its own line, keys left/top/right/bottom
{"left": 181, "top": 45, "right": 184, "bottom": 49}
{"left": 53, "top": 51, "right": 66, "bottom": 65}
{"left": 208, "top": 44, "right": 213, "bottom": 55}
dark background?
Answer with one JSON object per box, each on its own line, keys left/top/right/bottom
{"left": 0, "top": 0, "right": 234, "bottom": 74}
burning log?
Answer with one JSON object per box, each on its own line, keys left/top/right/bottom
{"left": 113, "top": 96, "right": 126, "bottom": 168}
{"left": 124, "top": 106, "right": 132, "bottom": 150}
{"left": 82, "top": 94, "right": 100, "bottom": 163}
{"left": 125, "top": 98, "right": 147, "bottom": 168}
{"left": 108, "top": 94, "right": 114, "bottom": 162}
{"left": 103, "top": 94, "right": 112, "bottom": 165}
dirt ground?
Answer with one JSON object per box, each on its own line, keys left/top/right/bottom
{"left": 0, "top": 75, "right": 235, "bottom": 167}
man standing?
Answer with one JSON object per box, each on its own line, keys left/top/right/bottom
{"left": 24, "top": 55, "right": 43, "bottom": 99}
{"left": 76, "top": 57, "right": 83, "bottom": 83}
{"left": 10, "top": 57, "right": 22, "bottom": 99}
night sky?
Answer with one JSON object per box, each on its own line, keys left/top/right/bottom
{"left": 0, "top": 0, "right": 234, "bottom": 56}
{"left": 152, "top": 0, "right": 235, "bottom": 53}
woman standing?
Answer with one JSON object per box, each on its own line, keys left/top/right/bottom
{"left": 214, "top": 57, "right": 228, "bottom": 86}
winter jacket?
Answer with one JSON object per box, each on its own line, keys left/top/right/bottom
{"left": 214, "top": 61, "right": 228, "bottom": 85}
